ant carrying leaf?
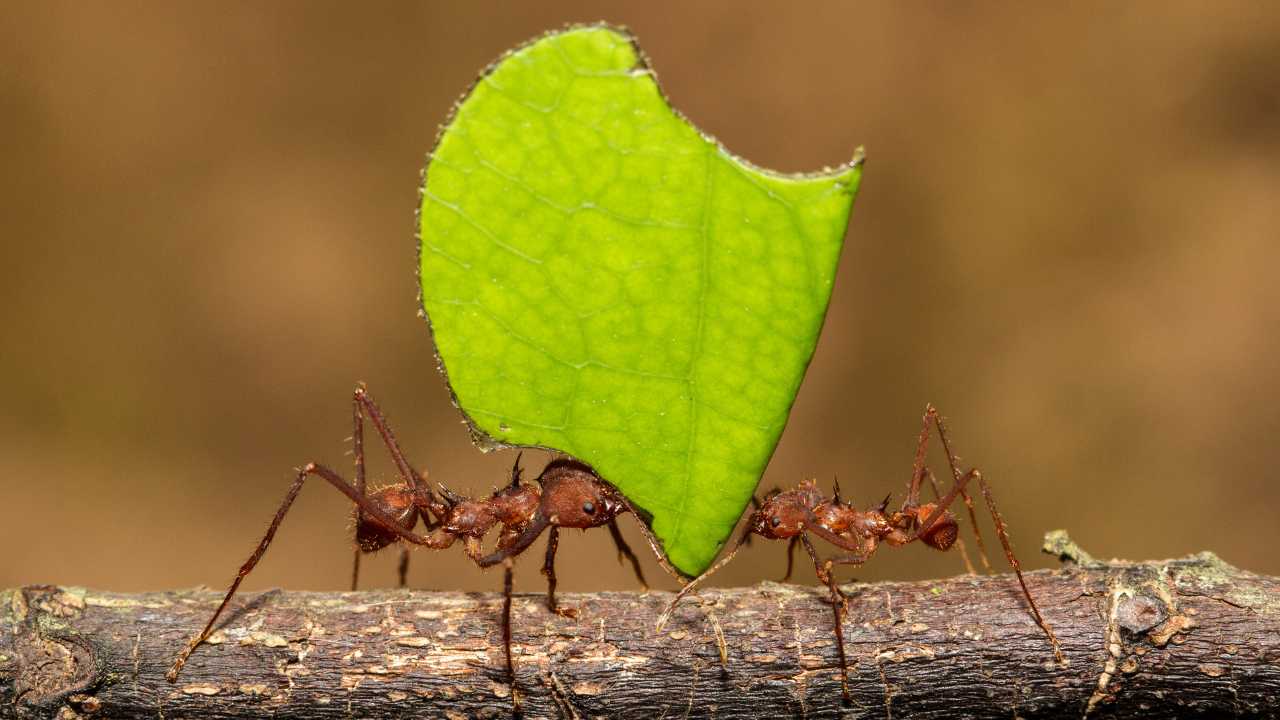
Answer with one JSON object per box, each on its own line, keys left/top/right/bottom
{"left": 657, "top": 404, "right": 1065, "bottom": 703}
{"left": 167, "top": 384, "right": 684, "bottom": 718}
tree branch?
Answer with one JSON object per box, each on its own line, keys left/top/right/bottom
{"left": 3, "top": 532, "right": 1278, "bottom": 719}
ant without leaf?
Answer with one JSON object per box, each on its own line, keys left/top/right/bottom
{"left": 657, "top": 404, "right": 1065, "bottom": 703}
{"left": 167, "top": 384, "right": 683, "bottom": 717}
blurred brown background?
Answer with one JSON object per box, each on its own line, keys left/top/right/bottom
{"left": 3, "top": 3, "right": 1278, "bottom": 598}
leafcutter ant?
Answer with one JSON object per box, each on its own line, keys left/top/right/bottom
{"left": 657, "top": 404, "right": 1065, "bottom": 703}
{"left": 166, "top": 384, "right": 682, "bottom": 717}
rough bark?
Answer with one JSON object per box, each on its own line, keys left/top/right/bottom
{"left": 2, "top": 533, "right": 1278, "bottom": 719}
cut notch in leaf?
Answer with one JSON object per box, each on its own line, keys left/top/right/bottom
{"left": 418, "top": 24, "right": 862, "bottom": 576}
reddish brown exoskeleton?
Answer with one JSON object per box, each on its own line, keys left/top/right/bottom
{"left": 166, "top": 385, "right": 682, "bottom": 718}
{"left": 657, "top": 404, "right": 1065, "bottom": 704}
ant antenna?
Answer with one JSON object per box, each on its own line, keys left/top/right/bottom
{"left": 832, "top": 475, "right": 843, "bottom": 504}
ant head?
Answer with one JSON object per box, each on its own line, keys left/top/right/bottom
{"left": 356, "top": 484, "right": 418, "bottom": 552}
{"left": 911, "top": 504, "right": 959, "bottom": 551}
{"left": 749, "top": 490, "right": 808, "bottom": 539}
{"left": 537, "top": 458, "right": 624, "bottom": 529}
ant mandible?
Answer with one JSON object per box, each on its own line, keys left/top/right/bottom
{"left": 166, "top": 384, "right": 684, "bottom": 717}
{"left": 657, "top": 404, "right": 1065, "bottom": 704}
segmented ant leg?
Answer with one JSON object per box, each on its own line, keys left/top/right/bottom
{"left": 353, "top": 384, "right": 423, "bottom": 489}
{"left": 349, "top": 385, "right": 431, "bottom": 591}
{"left": 611, "top": 494, "right": 692, "bottom": 585}
{"left": 606, "top": 519, "right": 649, "bottom": 590}
{"left": 928, "top": 408, "right": 991, "bottom": 572}
{"left": 923, "top": 467, "right": 978, "bottom": 576}
{"left": 742, "top": 496, "right": 760, "bottom": 549}
{"left": 973, "top": 470, "right": 1064, "bottom": 663}
{"left": 168, "top": 463, "right": 448, "bottom": 682}
{"left": 350, "top": 547, "right": 364, "bottom": 592}
{"left": 907, "top": 410, "right": 932, "bottom": 506}
{"left": 502, "top": 558, "right": 522, "bottom": 718}
{"left": 541, "top": 527, "right": 578, "bottom": 618}
{"left": 780, "top": 537, "right": 800, "bottom": 582}
{"left": 915, "top": 467, "right": 1065, "bottom": 663}
{"left": 910, "top": 406, "right": 991, "bottom": 571}
{"left": 800, "top": 533, "right": 852, "bottom": 705}
{"left": 396, "top": 548, "right": 411, "bottom": 589}
{"left": 655, "top": 528, "right": 752, "bottom": 630}
{"left": 167, "top": 471, "right": 311, "bottom": 682}
{"left": 821, "top": 551, "right": 871, "bottom": 577}
{"left": 477, "top": 515, "right": 550, "bottom": 568}
{"left": 351, "top": 389, "right": 368, "bottom": 591}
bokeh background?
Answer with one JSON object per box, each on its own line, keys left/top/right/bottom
{"left": 3, "top": 3, "right": 1278, "bottom": 598}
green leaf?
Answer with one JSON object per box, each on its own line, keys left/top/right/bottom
{"left": 418, "top": 24, "right": 862, "bottom": 576}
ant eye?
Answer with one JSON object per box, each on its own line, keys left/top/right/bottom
{"left": 770, "top": 516, "right": 782, "bottom": 528}
{"left": 582, "top": 501, "right": 596, "bottom": 515}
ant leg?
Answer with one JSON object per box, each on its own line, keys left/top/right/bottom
{"left": 168, "top": 462, "right": 451, "bottom": 683}
{"left": 906, "top": 408, "right": 933, "bottom": 506}
{"left": 476, "top": 515, "right": 549, "bottom": 568}
{"left": 915, "top": 467, "right": 1065, "bottom": 663}
{"left": 655, "top": 528, "right": 752, "bottom": 630}
{"left": 350, "top": 548, "right": 364, "bottom": 592}
{"left": 352, "top": 384, "right": 424, "bottom": 490}
{"left": 351, "top": 390, "right": 368, "bottom": 591}
{"left": 167, "top": 470, "right": 314, "bottom": 682}
{"left": 502, "top": 559, "right": 523, "bottom": 718}
{"left": 973, "top": 470, "right": 1064, "bottom": 663}
{"left": 921, "top": 407, "right": 991, "bottom": 571}
{"left": 923, "top": 467, "right": 979, "bottom": 575}
{"left": 780, "top": 537, "right": 799, "bottom": 583}
{"left": 800, "top": 533, "right": 852, "bottom": 705}
{"left": 740, "top": 496, "right": 763, "bottom": 550}
{"left": 541, "top": 527, "right": 578, "bottom": 618}
{"left": 612, "top": 495, "right": 690, "bottom": 585}
{"left": 350, "top": 385, "right": 434, "bottom": 591}
{"left": 607, "top": 519, "right": 649, "bottom": 590}
{"left": 397, "top": 548, "right": 410, "bottom": 589}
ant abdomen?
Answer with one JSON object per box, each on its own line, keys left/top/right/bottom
{"left": 355, "top": 485, "right": 419, "bottom": 552}
{"left": 912, "top": 504, "right": 959, "bottom": 551}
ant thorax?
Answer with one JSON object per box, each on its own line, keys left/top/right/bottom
{"left": 844, "top": 506, "right": 894, "bottom": 542}
{"left": 811, "top": 498, "right": 857, "bottom": 536}
{"left": 487, "top": 483, "right": 539, "bottom": 526}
